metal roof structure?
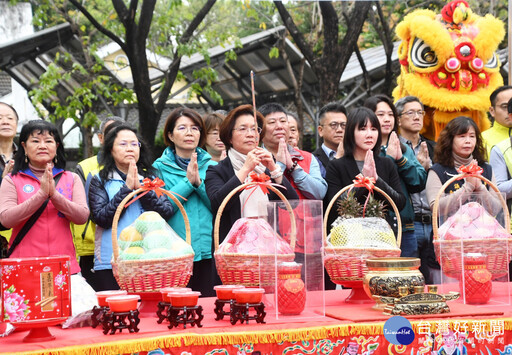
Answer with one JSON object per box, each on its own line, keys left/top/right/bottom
{"left": 0, "top": 23, "right": 123, "bottom": 115}
{"left": 178, "top": 26, "right": 317, "bottom": 112}
{"left": 1, "top": 22, "right": 509, "bottom": 125}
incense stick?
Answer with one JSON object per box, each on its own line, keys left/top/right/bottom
{"left": 250, "top": 70, "right": 257, "bottom": 125}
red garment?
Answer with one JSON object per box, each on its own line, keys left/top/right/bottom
{"left": 7, "top": 170, "right": 82, "bottom": 274}
{"left": 280, "top": 149, "right": 321, "bottom": 254}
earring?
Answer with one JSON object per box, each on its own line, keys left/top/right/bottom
{"left": 24, "top": 155, "right": 28, "bottom": 163}
{"left": 54, "top": 156, "right": 58, "bottom": 164}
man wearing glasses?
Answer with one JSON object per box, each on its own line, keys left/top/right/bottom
{"left": 395, "top": 96, "right": 439, "bottom": 284}
{"left": 482, "top": 85, "right": 512, "bottom": 156}
{"left": 313, "top": 102, "right": 347, "bottom": 177}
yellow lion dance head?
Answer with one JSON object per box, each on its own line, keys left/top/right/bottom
{"left": 392, "top": 0, "right": 505, "bottom": 139}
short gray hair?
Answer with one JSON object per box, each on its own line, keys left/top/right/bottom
{"left": 395, "top": 96, "right": 424, "bottom": 115}
{"left": 99, "top": 116, "right": 124, "bottom": 133}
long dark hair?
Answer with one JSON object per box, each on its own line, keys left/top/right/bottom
{"left": 343, "top": 107, "right": 382, "bottom": 160}
{"left": 13, "top": 120, "right": 66, "bottom": 174}
{"left": 434, "top": 116, "right": 487, "bottom": 167}
{"left": 99, "top": 125, "right": 154, "bottom": 181}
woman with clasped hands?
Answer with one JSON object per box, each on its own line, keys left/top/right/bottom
{"left": 0, "top": 119, "right": 89, "bottom": 272}
{"left": 425, "top": 116, "right": 500, "bottom": 216}
{"left": 88, "top": 125, "right": 174, "bottom": 291}
{"left": 153, "top": 108, "right": 218, "bottom": 296}
{"left": 324, "top": 107, "right": 406, "bottom": 234}
{"left": 205, "top": 104, "right": 299, "bottom": 244}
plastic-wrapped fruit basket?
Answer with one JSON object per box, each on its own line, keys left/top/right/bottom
{"left": 323, "top": 182, "right": 402, "bottom": 285}
{"left": 432, "top": 171, "right": 511, "bottom": 279}
{"left": 213, "top": 182, "right": 296, "bottom": 288}
{"left": 111, "top": 187, "right": 194, "bottom": 292}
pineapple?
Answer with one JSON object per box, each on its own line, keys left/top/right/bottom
{"left": 364, "top": 194, "right": 387, "bottom": 218}
{"left": 337, "top": 191, "right": 362, "bottom": 219}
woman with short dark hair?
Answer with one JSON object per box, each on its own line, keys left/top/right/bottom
{"left": 89, "top": 124, "right": 174, "bottom": 291}
{"left": 203, "top": 111, "right": 226, "bottom": 162}
{"left": 426, "top": 116, "right": 498, "bottom": 213}
{"left": 0, "top": 120, "right": 88, "bottom": 271}
{"left": 205, "top": 104, "right": 299, "bottom": 244}
{"left": 153, "top": 107, "right": 218, "bottom": 296}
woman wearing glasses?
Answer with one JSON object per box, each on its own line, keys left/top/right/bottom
{"left": 89, "top": 125, "right": 174, "bottom": 291}
{"left": 203, "top": 111, "right": 226, "bottom": 162}
{"left": 364, "top": 94, "right": 427, "bottom": 258}
{"left": 153, "top": 108, "right": 218, "bottom": 296}
{"left": 205, "top": 104, "right": 299, "bottom": 244}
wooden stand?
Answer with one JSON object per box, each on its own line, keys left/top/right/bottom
{"left": 91, "top": 306, "right": 109, "bottom": 328}
{"left": 214, "top": 299, "right": 233, "bottom": 321}
{"left": 156, "top": 301, "right": 171, "bottom": 324}
{"left": 230, "top": 302, "right": 266, "bottom": 325}
{"left": 167, "top": 305, "right": 203, "bottom": 329}
{"left": 101, "top": 310, "right": 140, "bottom": 335}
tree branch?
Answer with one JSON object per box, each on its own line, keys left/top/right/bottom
{"left": 319, "top": 1, "right": 338, "bottom": 57}
{"left": 274, "top": 1, "right": 316, "bottom": 67}
{"left": 180, "top": 0, "right": 217, "bottom": 44}
{"left": 335, "top": 1, "right": 371, "bottom": 70}
{"left": 137, "top": 0, "right": 156, "bottom": 43}
{"left": 155, "top": 0, "right": 217, "bottom": 115}
{"left": 111, "top": 0, "right": 130, "bottom": 27}
{"left": 68, "top": 0, "right": 126, "bottom": 51}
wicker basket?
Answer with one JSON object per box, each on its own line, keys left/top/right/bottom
{"left": 111, "top": 188, "right": 194, "bottom": 292}
{"left": 213, "top": 182, "right": 296, "bottom": 288}
{"left": 432, "top": 173, "right": 512, "bottom": 280}
{"left": 323, "top": 184, "right": 402, "bottom": 285}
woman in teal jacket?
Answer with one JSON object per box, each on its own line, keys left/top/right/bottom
{"left": 364, "top": 95, "right": 427, "bottom": 258}
{"left": 153, "top": 108, "right": 217, "bottom": 296}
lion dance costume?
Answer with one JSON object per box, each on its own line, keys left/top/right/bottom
{"left": 393, "top": 0, "right": 505, "bottom": 140}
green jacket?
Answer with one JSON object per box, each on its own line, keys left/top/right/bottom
{"left": 380, "top": 144, "right": 427, "bottom": 231}
{"left": 153, "top": 147, "right": 217, "bottom": 262}
{"left": 71, "top": 155, "right": 100, "bottom": 256}
{"left": 482, "top": 121, "right": 512, "bottom": 158}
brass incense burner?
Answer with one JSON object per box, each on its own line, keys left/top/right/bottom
{"left": 376, "top": 290, "right": 460, "bottom": 316}
{"left": 363, "top": 257, "right": 425, "bottom": 299}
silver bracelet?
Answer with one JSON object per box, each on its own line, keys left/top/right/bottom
{"left": 270, "top": 166, "right": 283, "bottom": 179}
{"left": 271, "top": 171, "right": 283, "bottom": 179}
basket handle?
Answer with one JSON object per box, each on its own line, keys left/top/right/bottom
{"left": 432, "top": 173, "right": 510, "bottom": 241}
{"left": 112, "top": 188, "right": 191, "bottom": 262}
{"left": 323, "top": 183, "right": 402, "bottom": 247}
{"left": 213, "top": 182, "right": 297, "bottom": 251}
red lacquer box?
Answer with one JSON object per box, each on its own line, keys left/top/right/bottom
{"left": 1, "top": 256, "right": 71, "bottom": 324}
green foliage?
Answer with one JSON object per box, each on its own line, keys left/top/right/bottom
{"left": 28, "top": 52, "right": 135, "bottom": 128}
{"left": 269, "top": 47, "right": 279, "bottom": 59}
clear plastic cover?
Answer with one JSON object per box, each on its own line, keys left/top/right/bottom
{"left": 219, "top": 217, "right": 293, "bottom": 255}
{"left": 117, "top": 211, "right": 194, "bottom": 261}
{"left": 436, "top": 192, "right": 511, "bottom": 306}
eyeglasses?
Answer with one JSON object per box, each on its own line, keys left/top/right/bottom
{"left": 232, "top": 126, "right": 262, "bottom": 135}
{"left": 117, "top": 141, "right": 141, "bottom": 149}
{"left": 176, "top": 125, "right": 201, "bottom": 133}
{"left": 322, "top": 122, "right": 346, "bottom": 130}
{"left": 400, "top": 110, "right": 425, "bottom": 118}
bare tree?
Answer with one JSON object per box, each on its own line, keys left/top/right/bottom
{"left": 68, "top": 0, "right": 217, "bottom": 148}
{"left": 274, "top": 1, "right": 371, "bottom": 105}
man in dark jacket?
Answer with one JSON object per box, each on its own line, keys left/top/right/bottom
{"left": 313, "top": 102, "right": 347, "bottom": 177}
